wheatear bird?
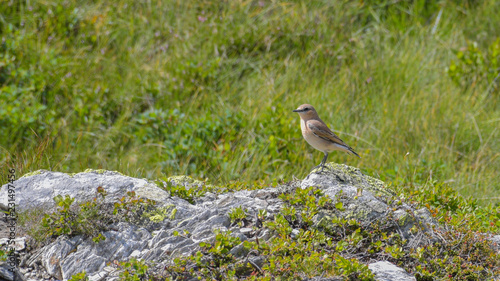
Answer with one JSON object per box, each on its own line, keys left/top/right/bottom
{"left": 293, "top": 104, "right": 360, "bottom": 172}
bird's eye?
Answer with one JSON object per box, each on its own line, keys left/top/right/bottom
{"left": 304, "top": 107, "right": 309, "bottom": 111}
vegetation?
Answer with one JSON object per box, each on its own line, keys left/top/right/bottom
{"left": 19, "top": 174, "right": 498, "bottom": 280}
{"left": 1, "top": 0, "right": 499, "bottom": 206}
{"left": 21, "top": 187, "right": 156, "bottom": 244}
{"left": 120, "top": 187, "right": 500, "bottom": 280}
{"left": 2, "top": 0, "right": 500, "bottom": 279}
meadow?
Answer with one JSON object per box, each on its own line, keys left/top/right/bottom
{"left": 1, "top": 0, "right": 499, "bottom": 206}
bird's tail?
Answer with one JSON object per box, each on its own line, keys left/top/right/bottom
{"left": 349, "top": 148, "right": 361, "bottom": 158}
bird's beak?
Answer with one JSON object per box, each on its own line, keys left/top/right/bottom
{"left": 293, "top": 109, "right": 302, "bottom": 112}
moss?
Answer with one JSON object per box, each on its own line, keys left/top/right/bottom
{"left": 167, "top": 175, "right": 206, "bottom": 187}
{"left": 396, "top": 212, "right": 411, "bottom": 227}
{"left": 323, "top": 163, "right": 394, "bottom": 198}
{"left": 345, "top": 208, "right": 371, "bottom": 221}
{"left": 20, "top": 170, "right": 44, "bottom": 178}
{"left": 144, "top": 205, "right": 177, "bottom": 223}
{"left": 82, "top": 169, "right": 122, "bottom": 175}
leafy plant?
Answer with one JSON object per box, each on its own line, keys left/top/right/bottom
{"left": 41, "top": 194, "right": 77, "bottom": 236}
{"left": 113, "top": 191, "right": 156, "bottom": 224}
{"left": 447, "top": 38, "right": 500, "bottom": 93}
{"left": 279, "top": 186, "right": 332, "bottom": 226}
{"left": 68, "top": 271, "right": 89, "bottom": 281}
{"left": 39, "top": 186, "right": 158, "bottom": 242}
{"left": 119, "top": 258, "right": 150, "bottom": 281}
{"left": 143, "top": 205, "right": 177, "bottom": 223}
{"left": 228, "top": 206, "right": 249, "bottom": 226}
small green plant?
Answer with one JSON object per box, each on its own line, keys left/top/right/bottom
{"left": 447, "top": 38, "right": 500, "bottom": 93}
{"left": 280, "top": 186, "right": 332, "bottom": 226}
{"left": 282, "top": 205, "right": 297, "bottom": 221}
{"left": 156, "top": 177, "right": 271, "bottom": 204}
{"left": 40, "top": 187, "right": 111, "bottom": 241}
{"left": 200, "top": 230, "right": 242, "bottom": 259}
{"left": 113, "top": 191, "right": 156, "bottom": 223}
{"left": 39, "top": 187, "right": 159, "bottom": 242}
{"left": 156, "top": 179, "right": 205, "bottom": 204}
{"left": 265, "top": 213, "right": 293, "bottom": 238}
{"left": 228, "top": 206, "right": 248, "bottom": 226}
{"left": 68, "top": 271, "right": 89, "bottom": 281}
{"left": 334, "top": 255, "right": 374, "bottom": 281}
{"left": 257, "top": 209, "right": 268, "bottom": 221}
{"left": 173, "top": 229, "right": 190, "bottom": 238}
{"left": 0, "top": 249, "right": 7, "bottom": 262}
{"left": 41, "top": 194, "right": 76, "bottom": 236}
{"left": 167, "top": 230, "right": 245, "bottom": 279}
{"left": 143, "top": 205, "right": 177, "bottom": 223}
{"left": 119, "top": 258, "right": 150, "bottom": 281}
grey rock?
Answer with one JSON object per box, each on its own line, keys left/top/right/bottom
{"left": 171, "top": 243, "right": 199, "bottom": 257}
{"left": 0, "top": 262, "right": 27, "bottom": 281}
{"left": 27, "top": 223, "right": 153, "bottom": 280}
{"left": 0, "top": 237, "right": 26, "bottom": 251}
{"left": 232, "top": 232, "right": 248, "bottom": 242}
{"left": 151, "top": 234, "right": 185, "bottom": 249}
{"left": 240, "top": 228, "right": 253, "bottom": 235}
{"left": 368, "top": 261, "right": 416, "bottom": 281}
{"left": 305, "top": 163, "right": 435, "bottom": 240}
{"left": 248, "top": 256, "right": 266, "bottom": 268}
{"left": 257, "top": 229, "right": 271, "bottom": 241}
{"left": 303, "top": 277, "right": 345, "bottom": 281}
{"left": 89, "top": 270, "right": 108, "bottom": 281}
{"left": 488, "top": 235, "right": 500, "bottom": 253}
{"left": 41, "top": 236, "right": 82, "bottom": 279}
{"left": 191, "top": 228, "right": 215, "bottom": 241}
{"left": 7, "top": 167, "right": 455, "bottom": 280}
{"left": 0, "top": 169, "right": 169, "bottom": 211}
{"left": 229, "top": 243, "right": 249, "bottom": 258}
{"left": 205, "top": 214, "right": 231, "bottom": 227}
{"left": 302, "top": 163, "right": 392, "bottom": 198}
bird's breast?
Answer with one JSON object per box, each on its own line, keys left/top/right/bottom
{"left": 300, "top": 119, "right": 308, "bottom": 136}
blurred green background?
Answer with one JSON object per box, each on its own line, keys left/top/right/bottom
{"left": 1, "top": 0, "right": 499, "bottom": 204}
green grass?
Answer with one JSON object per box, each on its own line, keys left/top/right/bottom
{"left": 1, "top": 0, "right": 499, "bottom": 205}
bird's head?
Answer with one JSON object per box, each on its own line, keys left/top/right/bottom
{"left": 293, "top": 104, "right": 318, "bottom": 119}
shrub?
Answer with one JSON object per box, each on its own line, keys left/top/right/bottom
{"left": 447, "top": 38, "right": 500, "bottom": 93}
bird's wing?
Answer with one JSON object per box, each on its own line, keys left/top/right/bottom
{"left": 307, "top": 120, "right": 348, "bottom": 147}
{"left": 308, "top": 120, "right": 361, "bottom": 158}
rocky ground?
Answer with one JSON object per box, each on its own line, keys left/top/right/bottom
{"left": 0, "top": 166, "right": 498, "bottom": 281}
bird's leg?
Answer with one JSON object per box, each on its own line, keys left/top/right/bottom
{"left": 311, "top": 152, "right": 329, "bottom": 173}
{"left": 319, "top": 152, "right": 329, "bottom": 173}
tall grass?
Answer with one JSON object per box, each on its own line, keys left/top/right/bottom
{"left": 0, "top": 0, "right": 499, "bottom": 204}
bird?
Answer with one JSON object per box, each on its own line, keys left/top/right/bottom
{"left": 293, "top": 104, "right": 360, "bottom": 173}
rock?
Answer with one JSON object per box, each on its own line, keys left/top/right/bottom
{"left": 8, "top": 167, "right": 493, "bottom": 280}
{"left": 0, "top": 262, "right": 27, "bottom": 281}
{"left": 8, "top": 171, "right": 286, "bottom": 279}
{"left": 0, "top": 237, "right": 26, "bottom": 251}
{"left": 248, "top": 256, "right": 266, "bottom": 269}
{"left": 291, "top": 229, "right": 300, "bottom": 239}
{"left": 368, "top": 261, "right": 416, "bottom": 281}
{"left": 239, "top": 228, "right": 253, "bottom": 235}
{"left": 303, "top": 277, "right": 345, "bottom": 281}
{"left": 488, "top": 235, "right": 500, "bottom": 253}
{"left": 229, "top": 243, "right": 249, "bottom": 258}
{"left": 41, "top": 236, "right": 83, "bottom": 279}
{"left": 305, "top": 163, "right": 435, "bottom": 240}
{"left": 0, "top": 169, "right": 169, "bottom": 211}
{"left": 302, "top": 163, "right": 392, "bottom": 198}
{"left": 89, "top": 270, "right": 108, "bottom": 281}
